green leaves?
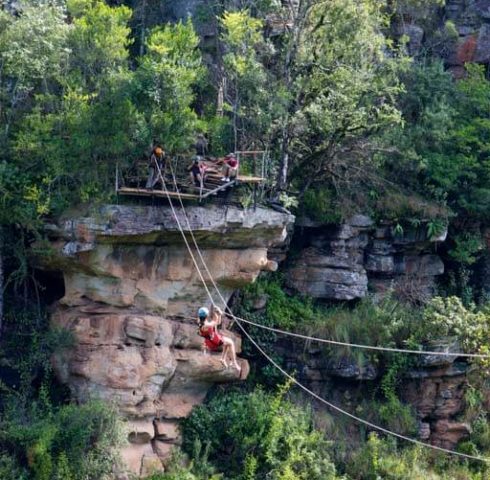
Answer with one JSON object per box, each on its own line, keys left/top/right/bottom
{"left": 383, "top": 61, "right": 490, "bottom": 223}
{"left": 0, "top": 1, "right": 206, "bottom": 229}
{"left": 221, "top": 11, "right": 263, "bottom": 49}
{"left": 135, "top": 20, "right": 204, "bottom": 151}
{"left": 67, "top": 0, "right": 132, "bottom": 87}
{"left": 182, "top": 386, "right": 339, "bottom": 480}
{"left": 0, "top": 3, "right": 69, "bottom": 87}
{"left": 0, "top": 400, "right": 124, "bottom": 480}
{"left": 284, "top": 0, "right": 405, "bottom": 194}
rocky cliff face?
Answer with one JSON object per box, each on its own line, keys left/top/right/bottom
{"left": 286, "top": 215, "right": 445, "bottom": 302}
{"left": 397, "top": 0, "right": 490, "bottom": 77}
{"left": 401, "top": 358, "right": 471, "bottom": 449}
{"left": 40, "top": 204, "right": 293, "bottom": 477}
{"left": 274, "top": 338, "right": 471, "bottom": 448}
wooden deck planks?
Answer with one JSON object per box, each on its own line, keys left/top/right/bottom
{"left": 117, "top": 187, "right": 200, "bottom": 200}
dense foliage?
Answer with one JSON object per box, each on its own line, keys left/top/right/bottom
{"left": 0, "top": 302, "right": 124, "bottom": 479}
{"left": 1, "top": 0, "right": 490, "bottom": 478}
{"left": 182, "top": 384, "right": 339, "bottom": 480}
{"left": 0, "top": 1, "right": 204, "bottom": 226}
{"left": 0, "top": 400, "right": 123, "bottom": 480}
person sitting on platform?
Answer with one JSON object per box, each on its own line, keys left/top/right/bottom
{"left": 145, "top": 146, "right": 166, "bottom": 190}
{"left": 187, "top": 157, "right": 206, "bottom": 187}
{"left": 222, "top": 153, "right": 239, "bottom": 182}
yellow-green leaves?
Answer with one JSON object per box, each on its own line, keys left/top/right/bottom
{"left": 136, "top": 20, "right": 203, "bottom": 151}
{"left": 147, "top": 19, "right": 201, "bottom": 68}
{"left": 423, "top": 296, "right": 490, "bottom": 370}
{"left": 68, "top": 0, "right": 132, "bottom": 84}
{"left": 221, "top": 10, "right": 263, "bottom": 49}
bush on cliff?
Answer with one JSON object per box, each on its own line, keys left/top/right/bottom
{"left": 0, "top": 398, "right": 124, "bottom": 480}
{"left": 0, "top": 304, "right": 124, "bottom": 479}
{"left": 182, "top": 384, "right": 339, "bottom": 480}
{"left": 416, "top": 296, "right": 490, "bottom": 373}
{"left": 346, "top": 433, "right": 488, "bottom": 480}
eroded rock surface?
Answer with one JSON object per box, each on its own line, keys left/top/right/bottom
{"left": 286, "top": 216, "right": 445, "bottom": 301}
{"left": 41, "top": 204, "right": 293, "bottom": 477}
{"left": 402, "top": 361, "right": 471, "bottom": 448}
{"left": 276, "top": 333, "right": 470, "bottom": 448}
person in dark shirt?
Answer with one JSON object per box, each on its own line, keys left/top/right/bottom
{"left": 187, "top": 158, "right": 206, "bottom": 186}
{"left": 195, "top": 133, "right": 208, "bottom": 158}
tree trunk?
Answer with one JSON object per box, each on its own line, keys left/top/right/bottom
{"left": 277, "top": 130, "right": 290, "bottom": 190}
{"left": 0, "top": 227, "right": 4, "bottom": 340}
{"left": 138, "top": 0, "right": 147, "bottom": 57}
{"left": 275, "top": 0, "right": 306, "bottom": 191}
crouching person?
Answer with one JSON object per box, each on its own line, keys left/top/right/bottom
{"left": 197, "top": 306, "right": 241, "bottom": 371}
{"left": 188, "top": 158, "right": 206, "bottom": 187}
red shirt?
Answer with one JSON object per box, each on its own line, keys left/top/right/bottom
{"left": 226, "top": 158, "right": 238, "bottom": 168}
{"left": 199, "top": 325, "right": 223, "bottom": 351}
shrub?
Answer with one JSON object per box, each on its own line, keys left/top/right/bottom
{"left": 448, "top": 233, "right": 484, "bottom": 266}
{"left": 0, "top": 452, "right": 28, "bottom": 480}
{"left": 302, "top": 187, "right": 342, "bottom": 224}
{"left": 347, "top": 433, "right": 430, "bottom": 480}
{"left": 182, "top": 384, "right": 339, "bottom": 480}
{"left": 303, "top": 297, "right": 418, "bottom": 367}
{"left": 420, "top": 297, "right": 490, "bottom": 360}
{"left": 145, "top": 447, "right": 221, "bottom": 480}
{"left": 0, "top": 399, "right": 124, "bottom": 480}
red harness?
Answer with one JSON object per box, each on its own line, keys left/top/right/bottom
{"left": 199, "top": 325, "right": 224, "bottom": 351}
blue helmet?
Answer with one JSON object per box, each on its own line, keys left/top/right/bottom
{"left": 198, "top": 307, "right": 209, "bottom": 319}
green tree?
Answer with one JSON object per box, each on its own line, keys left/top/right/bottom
{"left": 182, "top": 385, "right": 339, "bottom": 480}
{"left": 381, "top": 61, "right": 490, "bottom": 223}
{"left": 291, "top": 0, "right": 404, "bottom": 196}
{"left": 220, "top": 10, "right": 273, "bottom": 151}
{"left": 134, "top": 20, "right": 204, "bottom": 152}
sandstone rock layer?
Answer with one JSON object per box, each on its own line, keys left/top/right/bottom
{"left": 287, "top": 216, "right": 445, "bottom": 301}
{"left": 41, "top": 204, "right": 293, "bottom": 477}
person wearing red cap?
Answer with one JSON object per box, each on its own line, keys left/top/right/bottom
{"left": 222, "top": 153, "right": 239, "bottom": 182}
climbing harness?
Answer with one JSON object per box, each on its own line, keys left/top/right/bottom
{"left": 199, "top": 324, "right": 224, "bottom": 352}
{"left": 161, "top": 163, "right": 490, "bottom": 463}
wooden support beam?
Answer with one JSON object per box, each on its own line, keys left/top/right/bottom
{"left": 117, "top": 187, "right": 200, "bottom": 201}
{"left": 200, "top": 180, "right": 236, "bottom": 199}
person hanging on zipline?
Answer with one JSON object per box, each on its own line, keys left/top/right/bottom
{"left": 197, "top": 306, "right": 241, "bottom": 371}
{"left": 146, "top": 146, "right": 166, "bottom": 189}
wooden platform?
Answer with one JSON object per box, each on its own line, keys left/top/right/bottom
{"left": 237, "top": 175, "right": 265, "bottom": 184}
{"left": 116, "top": 172, "right": 265, "bottom": 202}
{"left": 117, "top": 187, "right": 200, "bottom": 200}
{"left": 204, "top": 173, "right": 265, "bottom": 185}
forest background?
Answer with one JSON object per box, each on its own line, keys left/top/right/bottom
{"left": 0, "top": 0, "right": 489, "bottom": 478}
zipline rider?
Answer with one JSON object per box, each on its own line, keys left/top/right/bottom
{"left": 197, "top": 306, "right": 241, "bottom": 371}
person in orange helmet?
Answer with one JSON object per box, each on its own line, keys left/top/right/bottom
{"left": 145, "top": 146, "right": 166, "bottom": 189}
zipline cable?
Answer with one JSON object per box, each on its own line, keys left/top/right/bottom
{"left": 166, "top": 163, "right": 489, "bottom": 359}
{"left": 233, "top": 319, "right": 490, "bottom": 463}
{"left": 162, "top": 165, "right": 490, "bottom": 463}
{"left": 173, "top": 312, "right": 490, "bottom": 360}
